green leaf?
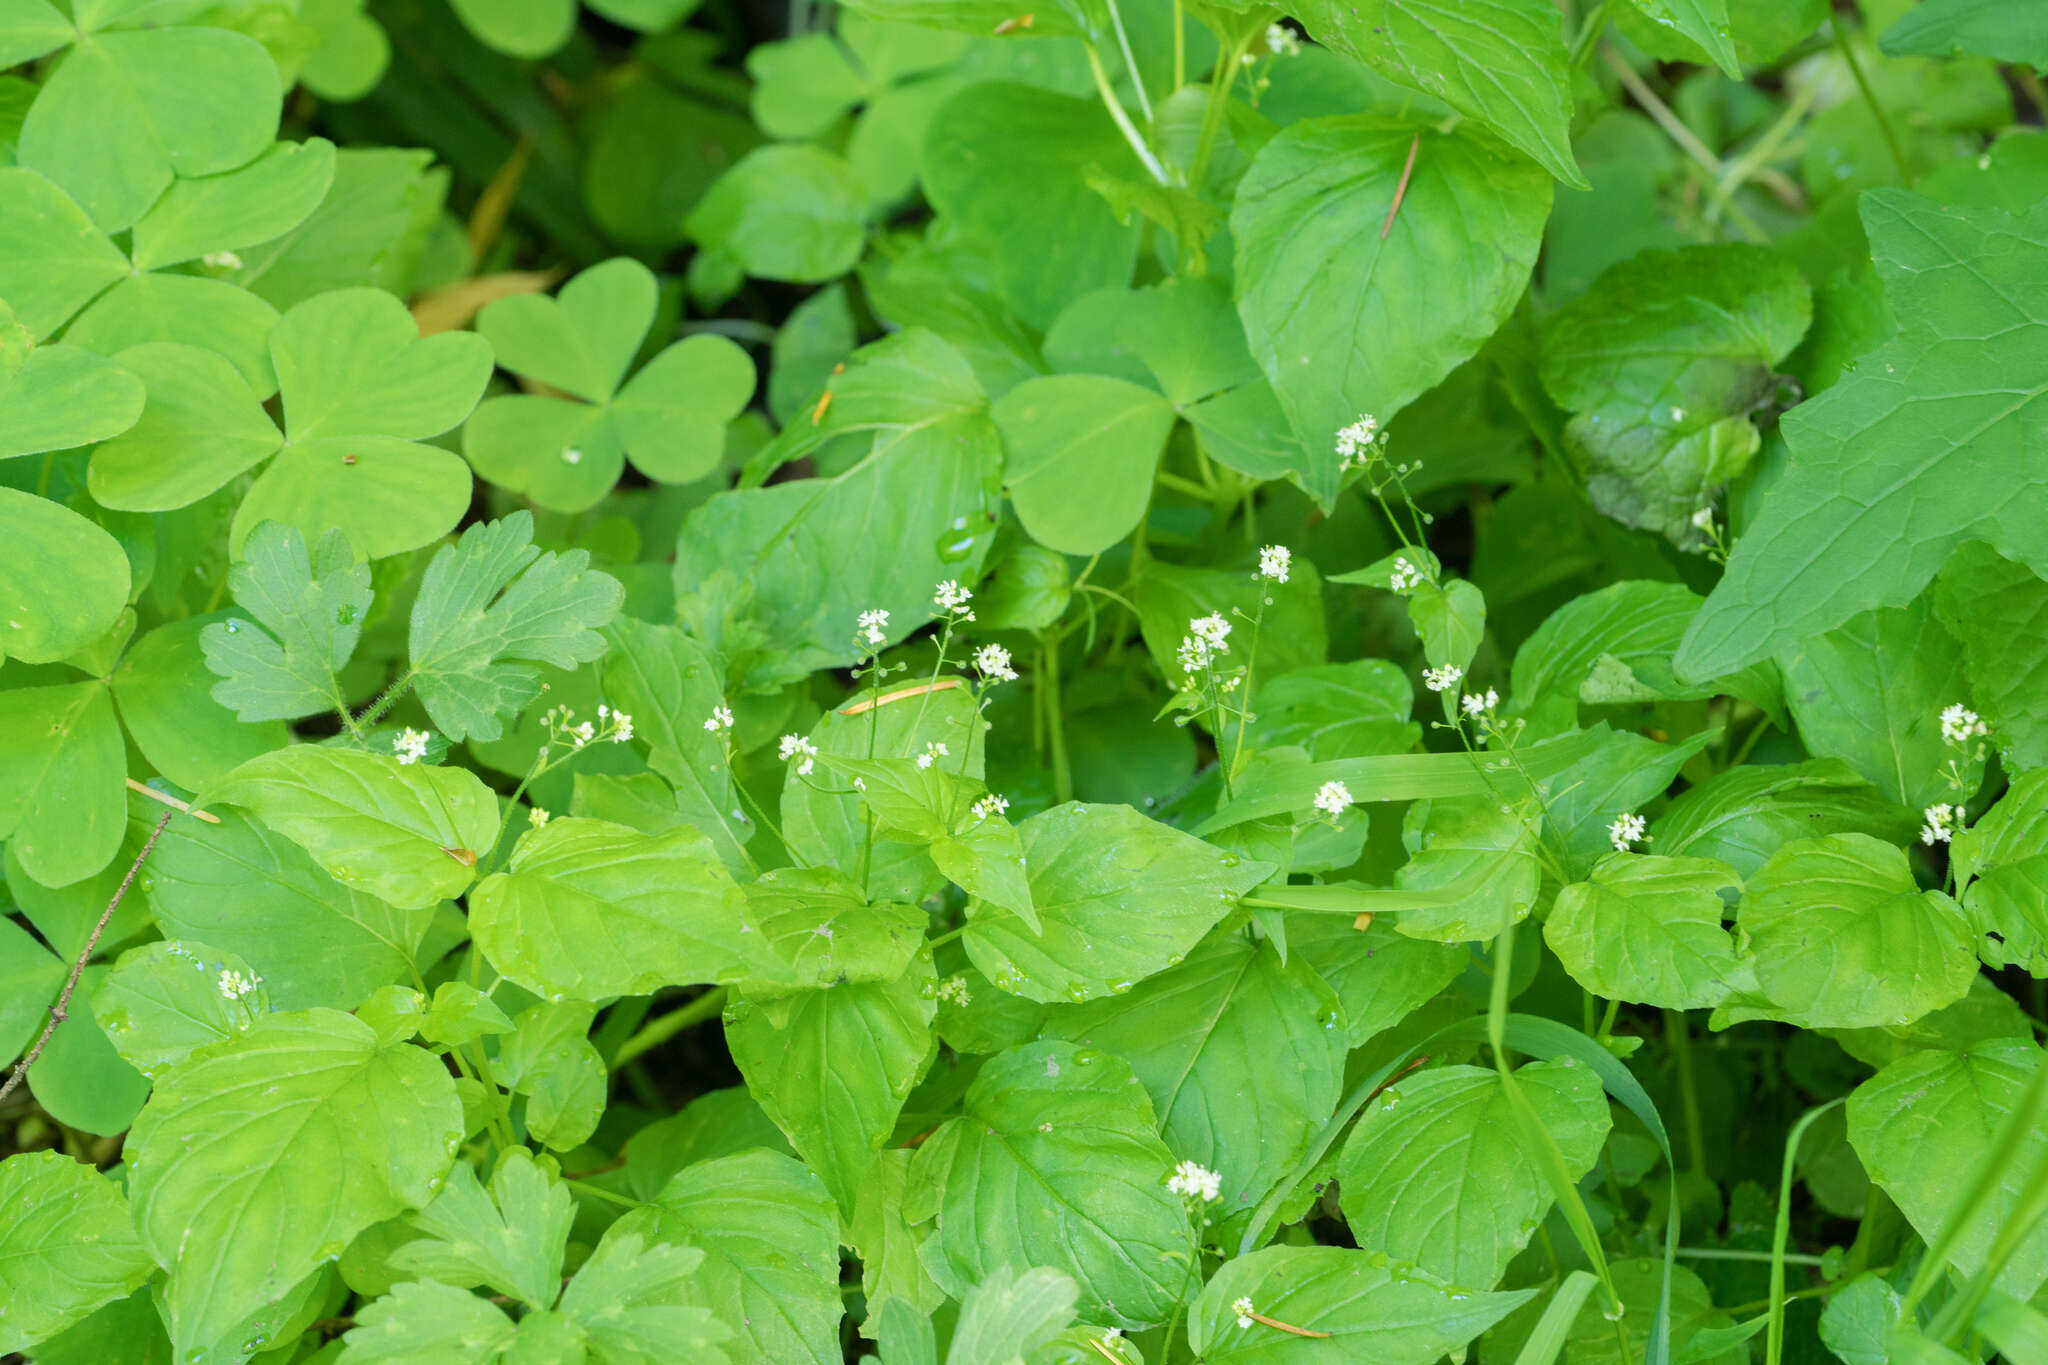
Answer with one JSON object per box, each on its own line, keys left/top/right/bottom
{"left": 1721, "top": 833, "right": 1977, "bottom": 1030}
{"left": 0, "top": 681, "right": 125, "bottom": 889}
{"left": 297, "top": 0, "right": 390, "bottom": 102}
{"left": 746, "top": 32, "right": 870, "bottom": 139}
{"left": 25, "top": 971, "right": 148, "bottom": 1136}
{"left": 0, "top": 0, "right": 70, "bottom": 68}
{"left": 1538, "top": 244, "right": 1811, "bottom": 545}
{"left": 129, "top": 137, "right": 337, "bottom": 273}
{"left": 1232, "top": 117, "right": 1551, "bottom": 508}
{"left": 230, "top": 147, "right": 445, "bottom": 310}
{"left": 65, "top": 271, "right": 282, "bottom": 397}
{"left": 469, "top": 818, "right": 753, "bottom": 1001}
{"left": 1776, "top": 596, "right": 1976, "bottom": 809}
{"left": 494, "top": 1000, "right": 606, "bottom": 1151}
{"left": 478, "top": 257, "right": 655, "bottom": 405}
{"left": 1848, "top": 1039, "right": 2048, "bottom": 1299}
{"left": 923, "top": 83, "right": 1141, "bottom": 332}
{"left": 85, "top": 342, "right": 282, "bottom": 511}
{"left": 686, "top": 144, "right": 868, "bottom": 284}
{"left": 1546, "top": 855, "right": 1744, "bottom": 1010}
{"left": 612, "top": 335, "right": 757, "bottom": 483}
{"left": 947, "top": 1267, "right": 1081, "bottom": 1365}
{"left": 991, "top": 374, "right": 1176, "bottom": 556}
{"left": 96, "top": 939, "right": 270, "bottom": 1080}
{"left": 908, "top": 1041, "right": 1194, "bottom": 1329}
{"left": 127, "top": 1008, "right": 462, "bottom": 1355}
{"left": 1678, "top": 192, "right": 2048, "bottom": 680}
{"left": 1338, "top": 1059, "right": 1611, "bottom": 1289}
{"left": 0, "top": 167, "right": 129, "bottom": 339}
{"left": 336, "top": 1280, "right": 517, "bottom": 1364}
{"left": 1289, "top": 915, "right": 1468, "bottom": 1049}
{"left": 1187, "top": 1245, "right": 1537, "bottom": 1361}
{"left": 1534, "top": 727, "right": 1718, "bottom": 880}
{"left": 0, "top": 486, "right": 132, "bottom": 667}
{"left": 199, "top": 521, "right": 369, "bottom": 724}
{"left": 391, "top": 1149, "right": 569, "bottom": 1310}
{"left": 1287, "top": 0, "right": 1583, "bottom": 186}
{"left": 965, "top": 802, "right": 1272, "bottom": 1002}
{"left": 1408, "top": 577, "right": 1486, "bottom": 673}
{"left": 1041, "top": 935, "right": 1348, "bottom": 1223}
{"left": 419, "top": 982, "right": 513, "bottom": 1048}
{"left": 0, "top": 914, "right": 65, "bottom": 1062}
{"left": 0, "top": 343, "right": 145, "bottom": 460}
{"left": 0, "top": 1152, "right": 156, "bottom": 1354}
{"left": 1881, "top": 0, "right": 2048, "bottom": 70}
{"left": 1655, "top": 758, "right": 1917, "bottom": 880}
{"left": 740, "top": 866, "right": 928, "bottom": 990}
{"left": 20, "top": 27, "right": 282, "bottom": 233}
{"left": 1623, "top": 0, "right": 1741, "bottom": 76}
{"left": 1393, "top": 796, "right": 1543, "bottom": 942}
{"left": 1247, "top": 659, "right": 1419, "bottom": 760}
{"left": 148, "top": 807, "right": 435, "bottom": 1010}
{"left": 1934, "top": 542, "right": 2048, "bottom": 775}
{"left": 1953, "top": 770, "right": 2048, "bottom": 973}
{"left": 616, "top": 1148, "right": 844, "bottom": 1365}
{"left": 448, "top": 0, "right": 575, "bottom": 57}
{"left": 210, "top": 746, "right": 499, "bottom": 909}
{"left": 556, "top": 1223, "right": 733, "bottom": 1363}
{"left": 109, "top": 616, "right": 285, "bottom": 791}
{"left": 406, "top": 510, "right": 624, "bottom": 742}
{"left": 726, "top": 954, "right": 938, "bottom": 1215}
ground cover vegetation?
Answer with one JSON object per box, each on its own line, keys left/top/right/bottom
{"left": 2, "top": 0, "right": 2048, "bottom": 1361}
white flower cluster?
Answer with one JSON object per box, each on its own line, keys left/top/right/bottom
{"left": 1258, "top": 544, "right": 1291, "bottom": 584}
{"left": 937, "top": 976, "right": 973, "bottom": 1007}
{"left": 934, "top": 580, "right": 974, "bottom": 619}
{"left": 1265, "top": 22, "right": 1300, "bottom": 55}
{"left": 217, "top": 969, "right": 261, "bottom": 1001}
{"left": 1177, "top": 613, "right": 1232, "bottom": 676}
{"left": 393, "top": 728, "right": 431, "bottom": 765}
{"left": 1167, "top": 1159, "right": 1222, "bottom": 1202}
{"left": 857, "top": 608, "right": 890, "bottom": 648}
{"left": 1388, "top": 557, "right": 1427, "bottom": 593}
{"left": 916, "top": 741, "right": 950, "bottom": 770}
{"left": 973, "top": 643, "right": 1018, "bottom": 684}
{"left": 542, "top": 703, "right": 632, "bottom": 749}
{"left": 703, "top": 704, "right": 734, "bottom": 733}
{"left": 1232, "top": 1296, "right": 1257, "bottom": 1329}
{"left": 1608, "top": 811, "right": 1647, "bottom": 853}
{"left": 971, "top": 793, "right": 1009, "bottom": 822}
{"left": 1921, "top": 803, "right": 1962, "bottom": 846}
{"left": 1313, "top": 780, "right": 1352, "bottom": 817}
{"left": 1422, "top": 664, "right": 1462, "bottom": 693}
{"left": 778, "top": 733, "right": 818, "bottom": 776}
{"left": 1941, "top": 704, "right": 1988, "bottom": 746}
{"left": 1461, "top": 688, "right": 1500, "bottom": 718}
{"left": 528, "top": 806, "right": 550, "bottom": 829}
{"left": 1334, "top": 414, "right": 1382, "bottom": 469}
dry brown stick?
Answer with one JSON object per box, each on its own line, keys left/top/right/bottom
{"left": 0, "top": 809, "right": 175, "bottom": 1107}
{"left": 1380, "top": 133, "right": 1422, "bottom": 240}
{"left": 838, "top": 678, "right": 964, "bottom": 716}
{"left": 125, "top": 776, "right": 220, "bottom": 824}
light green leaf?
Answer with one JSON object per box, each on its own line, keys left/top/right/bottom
{"left": 1623, "top": 0, "right": 1741, "bottom": 75}
{"left": 448, "top": 0, "right": 575, "bottom": 56}
{"left": 494, "top": 1000, "right": 606, "bottom": 1151}
{"left": 230, "top": 147, "right": 444, "bottom": 310}
{"left": 276, "top": 287, "right": 490, "bottom": 442}
{"left": 199, "top": 521, "right": 369, "bottom": 724}
{"left": 908, "top": 1041, "right": 1194, "bottom": 1329}
{"left": 1289, "top": 915, "right": 1467, "bottom": 1050}
{"left": 1677, "top": 192, "right": 2048, "bottom": 679}
{"left": 20, "top": 27, "right": 282, "bottom": 233}
{"left": 1232, "top": 117, "right": 1550, "bottom": 508}
{"left": 1393, "top": 796, "right": 1542, "bottom": 942}
{"left": 130, "top": 137, "right": 337, "bottom": 272}
{"left": 477, "top": 257, "right": 655, "bottom": 405}
{"left": 109, "top": 614, "right": 285, "bottom": 792}
{"left": 148, "top": 807, "right": 434, "bottom": 1011}
{"left": 210, "top": 746, "right": 498, "bottom": 909}
{"left": 0, "top": 1152, "right": 156, "bottom": 1354}
{"left": 726, "top": 954, "right": 937, "bottom": 1215}
{"left": 617, "top": 1148, "right": 844, "bottom": 1365}
{"left": 85, "top": 342, "right": 282, "bottom": 510}
{"left": 1723, "top": 833, "right": 1977, "bottom": 1030}
{"left": 992, "top": 374, "right": 1176, "bottom": 556}
{"left": 469, "top": 817, "right": 753, "bottom": 1001}
{"left": 1338, "top": 1059, "right": 1611, "bottom": 1289}
{"left": 127, "top": 1009, "right": 462, "bottom": 1355}
{"left": 0, "top": 681, "right": 125, "bottom": 889}
{"left": 391, "top": 1149, "right": 569, "bottom": 1309}
{"left": 1535, "top": 727, "right": 1718, "bottom": 880}
{"left": 923, "top": 83, "right": 1141, "bottom": 332}
{"left": 336, "top": 1279, "right": 517, "bottom": 1364}
{"left": 298, "top": 0, "right": 390, "bottom": 102}
{"left": 0, "top": 486, "right": 132, "bottom": 667}
{"left": 1655, "top": 758, "right": 1916, "bottom": 880}
{"left": 1043, "top": 936, "right": 1347, "bottom": 1223}
{"left": 1408, "top": 577, "right": 1486, "bottom": 673}
{"left": 1952, "top": 770, "right": 2048, "bottom": 973}
{"left": 1847, "top": 1038, "right": 2048, "bottom": 1299}
{"left": 686, "top": 144, "right": 868, "bottom": 284}
{"left": 0, "top": 342, "right": 145, "bottom": 460}
{"left": 407, "top": 510, "right": 623, "bottom": 742}
{"left": 0, "top": 167, "right": 128, "bottom": 339}
{"left": 0, "top": 915, "right": 65, "bottom": 1062}
{"left": 611, "top": 334, "right": 757, "bottom": 483}
{"left": 25, "top": 971, "right": 148, "bottom": 1135}
{"left": 1538, "top": 244, "right": 1811, "bottom": 545}
{"left": 63, "top": 271, "right": 282, "bottom": 397}
{"left": 235, "top": 434, "right": 478, "bottom": 561}
{"left": 740, "top": 866, "right": 928, "bottom": 990}
{"left": 1187, "top": 1245, "right": 1537, "bottom": 1361}
{"left": 97, "top": 940, "right": 270, "bottom": 1080}
{"left": 1881, "top": 0, "right": 2048, "bottom": 70}
{"left": 418, "top": 982, "right": 512, "bottom": 1048}
{"left": 556, "top": 1223, "right": 732, "bottom": 1364}
{"left": 460, "top": 394, "right": 622, "bottom": 514}
{"left": 0, "top": 0, "right": 70, "bottom": 68}
{"left": 624, "top": 1088, "right": 792, "bottom": 1199}
{"left": 965, "top": 803, "right": 1272, "bottom": 1003}
{"left": 1247, "top": 659, "right": 1418, "bottom": 761}
{"left": 850, "top": 1149, "right": 948, "bottom": 1334}
{"left": 1546, "top": 854, "right": 1744, "bottom": 1009}
{"left": 947, "top": 1267, "right": 1081, "bottom": 1365}
{"left": 1287, "top": 0, "right": 1583, "bottom": 186}
{"left": 1934, "top": 542, "right": 2048, "bottom": 775}
{"left": 1818, "top": 1275, "right": 1902, "bottom": 1365}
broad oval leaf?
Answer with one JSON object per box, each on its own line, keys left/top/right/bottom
{"left": 0, "top": 487, "right": 132, "bottom": 667}
{"left": 0, "top": 680, "right": 126, "bottom": 889}
{"left": 97, "top": 939, "right": 270, "bottom": 1079}
{"left": 0, "top": 1151, "right": 156, "bottom": 1353}
{"left": 992, "top": 374, "right": 1177, "bottom": 556}
{"left": 1546, "top": 854, "right": 1744, "bottom": 1010}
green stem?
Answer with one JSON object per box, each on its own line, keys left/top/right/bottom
{"left": 1171, "top": 0, "right": 1185, "bottom": 90}
{"left": 1156, "top": 469, "right": 1213, "bottom": 500}
{"left": 1041, "top": 634, "right": 1073, "bottom": 804}
{"left": 1102, "top": 0, "right": 1153, "bottom": 125}
{"left": 1188, "top": 30, "right": 1253, "bottom": 196}
{"left": 1832, "top": 18, "right": 1910, "bottom": 187}
{"left": 1568, "top": 0, "right": 1618, "bottom": 68}
{"left": 566, "top": 1178, "right": 642, "bottom": 1210}
{"left": 1706, "top": 81, "right": 1817, "bottom": 227}
{"left": 1086, "top": 44, "right": 1171, "bottom": 185}
{"left": 927, "top": 925, "right": 967, "bottom": 950}
{"left": 1769, "top": 1102, "right": 1845, "bottom": 1365}
{"left": 1601, "top": 47, "right": 1771, "bottom": 244}
{"left": 354, "top": 670, "right": 418, "bottom": 731}
{"left": 1597, "top": 996, "right": 1622, "bottom": 1042}
{"left": 612, "top": 987, "right": 730, "bottom": 1069}
{"left": 1666, "top": 1010, "right": 1710, "bottom": 1182}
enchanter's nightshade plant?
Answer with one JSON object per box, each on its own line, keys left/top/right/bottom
{"left": 2, "top": 0, "right": 2047, "bottom": 1362}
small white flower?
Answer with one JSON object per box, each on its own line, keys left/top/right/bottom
{"left": 394, "top": 728, "right": 431, "bottom": 765}
{"left": 934, "top": 580, "right": 973, "bottom": 614}
{"left": 1389, "top": 557, "right": 1426, "bottom": 593}
{"left": 779, "top": 733, "right": 818, "bottom": 776}
{"left": 1191, "top": 614, "right": 1231, "bottom": 649}
{"left": 1265, "top": 21, "right": 1300, "bottom": 55}
{"left": 1922, "top": 803, "right": 1962, "bottom": 846}
{"left": 916, "top": 741, "right": 950, "bottom": 770}
{"left": 852, "top": 777, "right": 866, "bottom": 791}
{"left": 937, "top": 975, "right": 973, "bottom": 1007}
{"left": 1232, "top": 1296, "right": 1257, "bottom": 1329}
{"left": 971, "top": 793, "right": 1009, "bottom": 822}
{"left": 571, "top": 721, "right": 595, "bottom": 748}
{"left": 202, "top": 249, "right": 243, "bottom": 271}
{"left": 1422, "top": 664, "right": 1463, "bottom": 693}
{"left": 1258, "top": 544, "right": 1292, "bottom": 583}
{"left": 704, "top": 704, "right": 734, "bottom": 733}
{"left": 1335, "top": 414, "right": 1382, "bottom": 469}
{"left": 528, "top": 806, "right": 550, "bottom": 829}
{"left": 217, "top": 969, "right": 259, "bottom": 1001}
{"left": 858, "top": 608, "right": 890, "bottom": 647}
{"left": 1167, "top": 1159, "right": 1223, "bottom": 1202}
{"left": 1690, "top": 506, "right": 1715, "bottom": 533}
{"left": 1940, "top": 704, "right": 1988, "bottom": 746}
{"left": 1609, "top": 811, "right": 1648, "bottom": 853}
{"left": 1462, "top": 688, "right": 1500, "bottom": 718}
{"left": 610, "top": 711, "right": 633, "bottom": 743}
{"left": 1314, "top": 780, "right": 1353, "bottom": 817}
{"left": 562, "top": 447, "right": 582, "bottom": 465}
{"left": 973, "top": 643, "right": 1018, "bottom": 683}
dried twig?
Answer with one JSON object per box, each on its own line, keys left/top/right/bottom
{"left": 838, "top": 678, "right": 964, "bottom": 716}
{"left": 0, "top": 809, "right": 175, "bottom": 1107}
{"left": 1381, "top": 134, "right": 1422, "bottom": 240}
{"left": 125, "top": 777, "right": 219, "bottom": 824}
